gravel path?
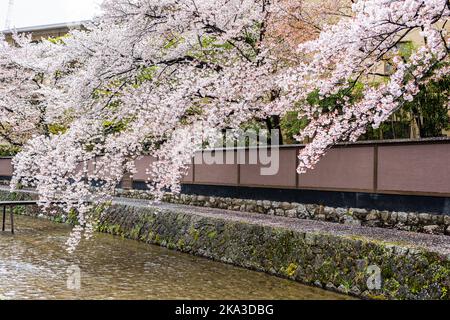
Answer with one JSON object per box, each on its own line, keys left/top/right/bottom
{"left": 2, "top": 186, "right": 449, "bottom": 256}
{"left": 114, "top": 197, "right": 450, "bottom": 256}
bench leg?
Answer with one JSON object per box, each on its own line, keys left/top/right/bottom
{"left": 2, "top": 206, "right": 5, "bottom": 232}
{"left": 10, "top": 206, "right": 14, "bottom": 234}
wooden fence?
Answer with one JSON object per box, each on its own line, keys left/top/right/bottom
{"left": 1, "top": 138, "right": 450, "bottom": 197}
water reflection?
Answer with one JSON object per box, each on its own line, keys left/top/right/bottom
{"left": 0, "top": 215, "right": 351, "bottom": 300}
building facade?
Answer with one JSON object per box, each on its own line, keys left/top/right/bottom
{"left": 2, "top": 21, "right": 87, "bottom": 44}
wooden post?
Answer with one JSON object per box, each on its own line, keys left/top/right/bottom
{"left": 373, "top": 145, "right": 379, "bottom": 193}
{"left": 121, "top": 172, "right": 133, "bottom": 190}
{"left": 2, "top": 206, "right": 5, "bottom": 232}
{"left": 10, "top": 205, "right": 14, "bottom": 234}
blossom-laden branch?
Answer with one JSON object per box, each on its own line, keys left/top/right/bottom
{"left": 274, "top": 0, "right": 449, "bottom": 172}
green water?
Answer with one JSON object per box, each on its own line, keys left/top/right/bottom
{"left": 0, "top": 215, "right": 350, "bottom": 300}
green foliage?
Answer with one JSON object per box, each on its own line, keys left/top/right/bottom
{"left": 363, "top": 44, "right": 448, "bottom": 140}
{"left": 201, "top": 36, "right": 233, "bottom": 51}
{"left": 403, "top": 75, "right": 450, "bottom": 138}
{"left": 363, "top": 74, "right": 450, "bottom": 140}
{"left": 0, "top": 145, "right": 21, "bottom": 157}
{"left": 284, "top": 263, "right": 299, "bottom": 277}
{"left": 397, "top": 41, "right": 414, "bottom": 59}
{"left": 363, "top": 120, "right": 410, "bottom": 140}
{"left": 47, "top": 35, "right": 68, "bottom": 45}
{"left": 278, "top": 81, "right": 364, "bottom": 144}
{"left": 92, "top": 79, "right": 125, "bottom": 100}
{"left": 92, "top": 88, "right": 112, "bottom": 99}
{"left": 189, "top": 35, "right": 234, "bottom": 62}
{"left": 163, "top": 36, "right": 184, "bottom": 50}
{"left": 278, "top": 42, "right": 448, "bottom": 143}
{"left": 179, "top": 104, "right": 204, "bottom": 125}
{"left": 306, "top": 81, "right": 365, "bottom": 113}
{"left": 48, "top": 124, "right": 68, "bottom": 135}
{"left": 67, "top": 209, "right": 79, "bottom": 225}
{"left": 135, "top": 65, "right": 159, "bottom": 86}
{"left": 102, "top": 120, "right": 128, "bottom": 135}
{"left": 280, "top": 69, "right": 449, "bottom": 143}
{"left": 243, "top": 27, "right": 259, "bottom": 49}
{"left": 13, "top": 205, "right": 26, "bottom": 215}
{"left": 281, "top": 112, "right": 309, "bottom": 145}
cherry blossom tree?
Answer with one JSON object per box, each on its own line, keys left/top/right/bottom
{"left": 0, "top": 34, "right": 57, "bottom": 146}
{"left": 3, "top": 0, "right": 297, "bottom": 250}
{"left": 279, "top": 0, "right": 450, "bottom": 172}
{"left": 0, "top": 0, "right": 448, "bottom": 251}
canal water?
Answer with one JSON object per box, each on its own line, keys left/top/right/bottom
{"left": 0, "top": 215, "right": 349, "bottom": 300}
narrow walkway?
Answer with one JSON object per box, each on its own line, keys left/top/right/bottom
{"left": 2, "top": 186, "right": 449, "bottom": 256}
{"left": 114, "top": 197, "right": 450, "bottom": 256}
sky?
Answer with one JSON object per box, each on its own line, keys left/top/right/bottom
{"left": 0, "top": 0, "right": 102, "bottom": 30}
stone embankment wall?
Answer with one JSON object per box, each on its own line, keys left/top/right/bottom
{"left": 120, "top": 190, "right": 450, "bottom": 236}
{"left": 1, "top": 189, "right": 450, "bottom": 300}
